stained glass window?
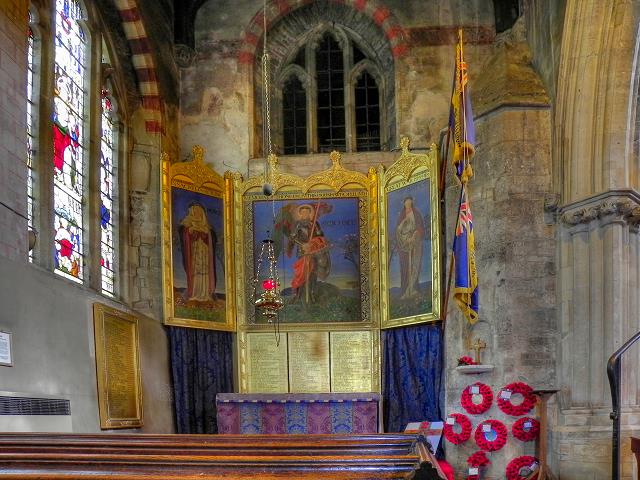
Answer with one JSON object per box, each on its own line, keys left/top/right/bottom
{"left": 100, "top": 89, "right": 116, "bottom": 295}
{"left": 53, "top": 0, "right": 86, "bottom": 282}
{"left": 27, "top": 20, "right": 36, "bottom": 261}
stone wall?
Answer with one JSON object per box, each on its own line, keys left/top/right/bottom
{"left": 180, "top": 0, "right": 496, "bottom": 174}
{"left": 442, "top": 24, "right": 556, "bottom": 478}
{"left": 0, "top": 0, "right": 28, "bottom": 261}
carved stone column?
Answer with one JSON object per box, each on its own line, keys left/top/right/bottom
{"left": 553, "top": 190, "right": 640, "bottom": 477}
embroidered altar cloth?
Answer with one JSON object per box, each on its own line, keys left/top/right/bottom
{"left": 216, "top": 393, "right": 380, "bottom": 434}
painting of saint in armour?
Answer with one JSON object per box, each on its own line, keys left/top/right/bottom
{"left": 171, "top": 187, "right": 225, "bottom": 322}
{"left": 386, "top": 179, "right": 432, "bottom": 320}
{"left": 252, "top": 196, "right": 362, "bottom": 323}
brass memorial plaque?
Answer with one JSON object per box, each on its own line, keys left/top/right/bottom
{"left": 288, "top": 332, "right": 330, "bottom": 392}
{"left": 330, "top": 330, "right": 373, "bottom": 392}
{"left": 247, "top": 333, "right": 289, "bottom": 393}
{"left": 93, "top": 303, "right": 143, "bottom": 429}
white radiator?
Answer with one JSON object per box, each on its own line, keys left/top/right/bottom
{"left": 0, "top": 391, "right": 72, "bottom": 432}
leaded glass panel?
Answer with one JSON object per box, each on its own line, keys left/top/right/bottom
{"left": 53, "top": 0, "right": 86, "bottom": 281}
{"left": 27, "top": 23, "right": 36, "bottom": 261}
{"left": 100, "top": 89, "right": 116, "bottom": 296}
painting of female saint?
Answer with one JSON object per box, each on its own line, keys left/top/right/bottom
{"left": 171, "top": 187, "right": 225, "bottom": 322}
{"left": 252, "top": 196, "right": 363, "bottom": 323}
{"left": 386, "top": 179, "right": 432, "bottom": 319}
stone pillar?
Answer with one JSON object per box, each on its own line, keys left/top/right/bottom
{"left": 550, "top": 1, "right": 640, "bottom": 477}
{"left": 551, "top": 192, "right": 640, "bottom": 478}
{"left": 443, "top": 21, "right": 555, "bottom": 478}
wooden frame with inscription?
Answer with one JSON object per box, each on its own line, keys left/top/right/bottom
{"left": 379, "top": 137, "right": 441, "bottom": 329}
{"left": 233, "top": 152, "right": 380, "bottom": 393}
{"left": 93, "top": 303, "right": 143, "bottom": 429}
{"left": 161, "top": 145, "right": 236, "bottom": 331}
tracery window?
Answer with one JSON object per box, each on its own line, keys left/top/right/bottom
{"left": 26, "top": 0, "right": 123, "bottom": 297}
{"left": 26, "top": 15, "right": 36, "bottom": 261}
{"left": 100, "top": 87, "right": 116, "bottom": 296}
{"left": 53, "top": 0, "right": 86, "bottom": 281}
{"left": 276, "top": 29, "right": 384, "bottom": 155}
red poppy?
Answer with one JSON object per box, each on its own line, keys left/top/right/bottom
{"left": 443, "top": 412, "right": 472, "bottom": 445}
{"left": 474, "top": 419, "right": 508, "bottom": 452}
{"left": 461, "top": 382, "right": 493, "bottom": 415}
{"left": 512, "top": 417, "right": 540, "bottom": 442}
{"left": 497, "top": 382, "right": 536, "bottom": 416}
{"left": 506, "top": 455, "right": 539, "bottom": 480}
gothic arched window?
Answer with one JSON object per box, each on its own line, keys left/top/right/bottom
{"left": 26, "top": 14, "right": 37, "bottom": 261}
{"left": 53, "top": 0, "right": 87, "bottom": 281}
{"left": 275, "top": 27, "right": 385, "bottom": 155}
{"left": 282, "top": 76, "right": 307, "bottom": 154}
{"left": 27, "top": 0, "right": 123, "bottom": 297}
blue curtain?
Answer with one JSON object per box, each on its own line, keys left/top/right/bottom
{"left": 382, "top": 323, "right": 444, "bottom": 433}
{"left": 169, "top": 326, "right": 234, "bottom": 434}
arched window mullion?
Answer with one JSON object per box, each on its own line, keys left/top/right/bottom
{"left": 350, "top": 60, "right": 383, "bottom": 152}
{"left": 276, "top": 64, "right": 310, "bottom": 155}
{"left": 27, "top": 10, "right": 39, "bottom": 262}
{"left": 99, "top": 84, "right": 118, "bottom": 296}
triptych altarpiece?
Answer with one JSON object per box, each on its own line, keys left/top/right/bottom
{"left": 161, "top": 138, "right": 441, "bottom": 394}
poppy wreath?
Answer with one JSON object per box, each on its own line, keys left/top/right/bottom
{"left": 461, "top": 382, "right": 493, "bottom": 415}
{"left": 474, "top": 419, "right": 508, "bottom": 451}
{"left": 497, "top": 382, "right": 536, "bottom": 416}
{"left": 506, "top": 455, "right": 539, "bottom": 480}
{"left": 465, "top": 451, "right": 490, "bottom": 480}
{"left": 512, "top": 417, "right": 540, "bottom": 442}
{"left": 467, "top": 451, "right": 490, "bottom": 467}
{"left": 443, "top": 412, "right": 473, "bottom": 444}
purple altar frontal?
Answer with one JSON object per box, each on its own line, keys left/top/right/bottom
{"left": 216, "top": 393, "right": 381, "bottom": 434}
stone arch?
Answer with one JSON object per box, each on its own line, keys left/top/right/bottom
{"left": 237, "top": 0, "right": 408, "bottom": 65}
{"left": 110, "top": 0, "right": 163, "bottom": 134}
{"left": 252, "top": 0, "right": 397, "bottom": 155}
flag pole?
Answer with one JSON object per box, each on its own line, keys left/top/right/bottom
{"left": 441, "top": 183, "right": 465, "bottom": 324}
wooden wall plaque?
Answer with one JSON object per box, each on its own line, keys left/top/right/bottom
{"left": 93, "top": 303, "right": 143, "bottom": 429}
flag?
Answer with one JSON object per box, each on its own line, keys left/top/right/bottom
{"left": 448, "top": 29, "right": 475, "bottom": 184}
{"left": 453, "top": 189, "right": 479, "bottom": 324}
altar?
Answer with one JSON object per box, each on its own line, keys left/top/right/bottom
{"left": 216, "top": 393, "right": 381, "bottom": 434}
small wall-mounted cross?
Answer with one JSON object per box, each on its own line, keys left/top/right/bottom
{"left": 471, "top": 338, "right": 487, "bottom": 364}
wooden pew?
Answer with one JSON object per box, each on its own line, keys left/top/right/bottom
{"left": 0, "top": 433, "right": 444, "bottom": 480}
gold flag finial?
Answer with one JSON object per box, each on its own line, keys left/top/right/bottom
{"left": 192, "top": 145, "right": 205, "bottom": 163}
{"left": 400, "top": 136, "right": 411, "bottom": 152}
{"left": 329, "top": 150, "right": 342, "bottom": 167}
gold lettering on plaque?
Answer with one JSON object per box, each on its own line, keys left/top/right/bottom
{"left": 288, "top": 332, "right": 330, "bottom": 393}
{"left": 330, "top": 331, "right": 373, "bottom": 392}
{"left": 93, "top": 303, "right": 143, "bottom": 429}
{"left": 247, "top": 333, "right": 289, "bottom": 393}
{"left": 104, "top": 317, "right": 138, "bottom": 418}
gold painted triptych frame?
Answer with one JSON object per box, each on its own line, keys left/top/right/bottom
{"left": 161, "top": 146, "right": 236, "bottom": 331}
{"left": 160, "top": 140, "right": 440, "bottom": 393}
{"left": 379, "top": 138, "right": 441, "bottom": 328}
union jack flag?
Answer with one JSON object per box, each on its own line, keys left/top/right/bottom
{"left": 453, "top": 190, "right": 478, "bottom": 324}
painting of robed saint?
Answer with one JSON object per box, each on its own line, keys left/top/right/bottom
{"left": 171, "top": 187, "right": 225, "bottom": 322}
{"left": 252, "top": 196, "right": 363, "bottom": 324}
{"left": 386, "top": 178, "right": 432, "bottom": 320}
